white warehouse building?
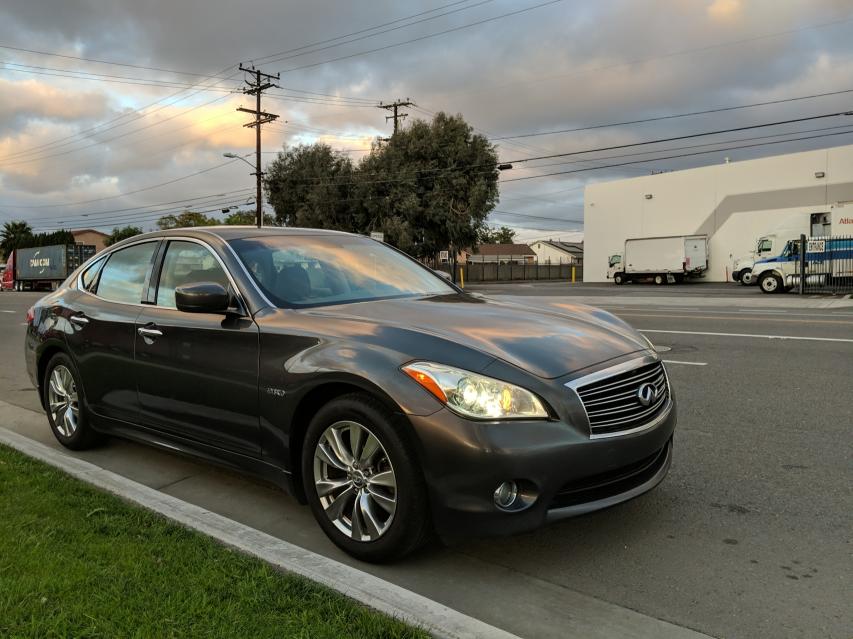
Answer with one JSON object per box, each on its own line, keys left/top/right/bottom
{"left": 583, "top": 143, "right": 853, "bottom": 282}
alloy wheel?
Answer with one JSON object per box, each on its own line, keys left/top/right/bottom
{"left": 48, "top": 365, "right": 79, "bottom": 437}
{"left": 313, "top": 420, "right": 397, "bottom": 542}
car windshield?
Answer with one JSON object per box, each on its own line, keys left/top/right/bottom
{"left": 229, "top": 234, "right": 456, "bottom": 308}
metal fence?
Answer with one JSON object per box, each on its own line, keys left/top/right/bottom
{"left": 435, "top": 261, "right": 583, "bottom": 283}
{"left": 793, "top": 234, "right": 853, "bottom": 295}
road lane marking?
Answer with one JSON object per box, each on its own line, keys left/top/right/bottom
{"left": 0, "top": 310, "right": 16, "bottom": 313}
{"left": 662, "top": 360, "right": 708, "bottom": 366}
{"left": 640, "top": 329, "right": 853, "bottom": 344}
{"left": 617, "top": 313, "right": 853, "bottom": 325}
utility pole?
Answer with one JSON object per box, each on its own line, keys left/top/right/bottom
{"left": 378, "top": 99, "right": 414, "bottom": 135}
{"left": 237, "top": 64, "right": 279, "bottom": 228}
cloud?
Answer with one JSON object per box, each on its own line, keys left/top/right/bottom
{"left": 0, "top": 0, "right": 851, "bottom": 235}
{"left": 0, "top": 78, "right": 111, "bottom": 130}
{"left": 707, "top": 0, "right": 743, "bottom": 21}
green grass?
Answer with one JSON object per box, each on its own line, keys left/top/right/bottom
{"left": 0, "top": 444, "right": 429, "bottom": 639}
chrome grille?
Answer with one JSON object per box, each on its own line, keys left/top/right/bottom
{"left": 575, "top": 361, "right": 669, "bottom": 437}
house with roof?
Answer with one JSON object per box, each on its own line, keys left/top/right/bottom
{"left": 467, "top": 243, "right": 537, "bottom": 264}
{"left": 71, "top": 229, "right": 110, "bottom": 253}
{"left": 529, "top": 240, "right": 583, "bottom": 264}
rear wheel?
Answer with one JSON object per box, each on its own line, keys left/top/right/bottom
{"left": 654, "top": 274, "right": 665, "bottom": 285}
{"left": 759, "top": 272, "right": 783, "bottom": 294}
{"left": 302, "top": 394, "right": 431, "bottom": 562}
{"left": 43, "top": 353, "right": 103, "bottom": 450}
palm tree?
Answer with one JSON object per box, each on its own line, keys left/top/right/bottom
{"left": 0, "top": 220, "right": 33, "bottom": 260}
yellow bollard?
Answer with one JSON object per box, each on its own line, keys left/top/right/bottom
{"left": 459, "top": 265, "right": 465, "bottom": 288}
{"left": 571, "top": 265, "right": 576, "bottom": 283}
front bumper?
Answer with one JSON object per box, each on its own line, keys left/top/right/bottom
{"left": 408, "top": 398, "right": 676, "bottom": 540}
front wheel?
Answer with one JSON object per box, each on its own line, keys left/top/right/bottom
{"left": 740, "top": 271, "right": 754, "bottom": 285}
{"left": 758, "top": 273, "right": 783, "bottom": 294}
{"left": 302, "top": 394, "right": 431, "bottom": 562}
{"left": 613, "top": 272, "right": 625, "bottom": 285}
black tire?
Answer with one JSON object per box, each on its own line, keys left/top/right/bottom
{"left": 301, "top": 393, "right": 431, "bottom": 562}
{"left": 654, "top": 274, "right": 665, "bottom": 285}
{"left": 42, "top": 352, "right": 103, "bottom": 450}
{"left": 613, "top": 272, "right": 624, "bottom": 285}
{"left": 732, "top": 270, "right": 742, "bottom": 283}
{"left": 758, "top": 272, "right": 783, "bottom": 294}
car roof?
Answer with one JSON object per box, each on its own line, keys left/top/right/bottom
{"left": 119, "top": 225, "right": 359, "bottom": 244}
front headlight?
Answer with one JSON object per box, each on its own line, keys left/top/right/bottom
{"left": 402, "top": 362, "right": 548, "bottom": 420}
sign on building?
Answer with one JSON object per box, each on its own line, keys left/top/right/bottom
{"left": 439, "top": 250, "right": 449, "bottom": 263}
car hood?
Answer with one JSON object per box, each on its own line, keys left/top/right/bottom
{"left": 298, "top": 294, "right": 649, "bottom": 379}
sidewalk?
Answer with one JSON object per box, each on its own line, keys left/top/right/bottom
{"left": 0, "top": 399, "right": 713, "bottom": 639}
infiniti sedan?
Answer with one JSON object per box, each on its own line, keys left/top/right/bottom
{"left": 25, "top": 227, "right": 675, "bottom": 562}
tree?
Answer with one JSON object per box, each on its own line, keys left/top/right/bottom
{"left": 156, "top": 211, "right": 220, "bottom": 230}
{"left": 105, "top": 226, "right": 142, "bottom": 246}
{"left": 263, "top": 113, "right": 500, "bottom": 259}
{"left": 264, "top": 144, "right": 358, "bottom": 230}
{"left": 1, "top": 221, "right": 33, "bottom": 259}
{"left": 478, "top": 225, "right": 516, "bottom": 244}
{"left": 223, "top": 209, "right": 275, "bottom": 226}
{"left": 355, "top": 112, "right": 499, "bottom": 259}
{"left": 28, "top": 229, "right": 75, "bottom": 248}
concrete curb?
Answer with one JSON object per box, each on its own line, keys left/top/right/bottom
{"left": 0, "top": 426, "right": 520, "bottom": 639}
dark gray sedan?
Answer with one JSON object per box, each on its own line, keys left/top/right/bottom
{"left": 25, "top": 227, "right": 675, "bottom": 562}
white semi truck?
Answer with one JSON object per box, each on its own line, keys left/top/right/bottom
{"left": 731, "top": 213, "right": 828, "bottom": 285}
{"left": 607, "top": 235, "right": 709, "bottom": 285}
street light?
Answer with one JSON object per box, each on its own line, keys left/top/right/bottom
{"left": 224, "top": 152, "right": 263, "bottom": 228}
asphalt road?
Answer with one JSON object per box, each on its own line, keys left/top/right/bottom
{"left": 1, "top": 287, "right": 851, "bottom": 639}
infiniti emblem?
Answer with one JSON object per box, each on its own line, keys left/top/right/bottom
{"left": 637, "top": 382, "right": 658, "bottom": 407}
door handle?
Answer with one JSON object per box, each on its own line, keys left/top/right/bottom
{"left": 70, "top": 315, "right": 89, "bottom": 326}
{"left": 137, "top": 327, "right": 163, "bottom": 338}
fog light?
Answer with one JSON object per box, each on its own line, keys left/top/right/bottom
{"left": 494, "top": 481, "right": 518, "bottom": 509}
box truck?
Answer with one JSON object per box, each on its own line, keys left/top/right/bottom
{"left": 607, "top": 235, "right": 709, "bottom": 285}
{"left": 1, "top": 244, "right": 96, "bottom": 291}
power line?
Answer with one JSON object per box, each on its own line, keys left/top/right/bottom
{"left": 440, "top": 13, "right": 853, "bottom": 102}
{"left": 492, "top": 88, "right": 853, "bottom": 140}
{"left": 251, "top": 0, "right": 487, "bottom": 65}
{"left": 26, "top": 188, "right": 255, "bottom": 225}
{"left": 258, "top": 0, "right": 496, "bottom": 67}
{"left": 274, "top": 0, "right": 566, "bottom": 75}
{"left": 505, "top": 110, "right": 853, "bottom": 165}
{"left": 502, "top": 127, "right": 853, "bottom": 182}
{"left": 4, "top": 159, "right": 241, "bottom": 209}
{"left": 0, "top": 64, "right": 240, "bottom": 162}
{"left": 0, "top": 43, "right": 231, "bottom": 79}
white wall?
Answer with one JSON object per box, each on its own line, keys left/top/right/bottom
{"left": 584, "top": 144, "right": 853, "bottom": 282}
{"left": 530, "top": 242, "right": 577, "bottom": 264}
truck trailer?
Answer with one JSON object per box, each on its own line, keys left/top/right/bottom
{"left": 1, "top": 244, "right": 96, "bottom": 292}
{"left": 607, "top": 235, "right": 709, "bottom": 285}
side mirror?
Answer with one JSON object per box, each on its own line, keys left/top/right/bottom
{"left": 175, "top": 282, "right": 230, "bottom": 314}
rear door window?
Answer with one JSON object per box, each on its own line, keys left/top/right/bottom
{"left": 95, "top": 242, "right": 158, "bottom": 304}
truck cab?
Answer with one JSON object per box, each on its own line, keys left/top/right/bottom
{"left": 606, "top": 254, "right": 623, "bottom": 282}
{"left": 751, "top": 239, "right": 803, "bottom": 294}
{"left": 732, "top": 235, "right": 776, "bottom": 285}
{"left": 1, "top": 253, "right": 14, "bottom": 291}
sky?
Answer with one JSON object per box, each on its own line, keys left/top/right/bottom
{"left": 1, "top": 0, "right": 852, "bottom": 244}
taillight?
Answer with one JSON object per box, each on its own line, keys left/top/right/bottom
{"left": 26, "top": 307, "right": 34, "bottom": 325}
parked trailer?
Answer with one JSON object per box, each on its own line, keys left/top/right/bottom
{"left": 607, "top": 235, "right": 708, "bottom": 285}
{"left": 1, "top": 244, "right": 96, "bottom": 292}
